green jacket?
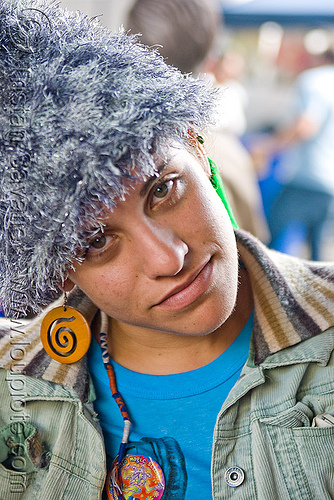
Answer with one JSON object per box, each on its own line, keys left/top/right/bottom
{"left": 1, "top": 230, "right": 334, "bottom": 499}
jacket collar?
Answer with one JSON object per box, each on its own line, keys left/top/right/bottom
{"left": 236, "top": 229, "right": 334, "bottom": 364}
{"left": 1, "top": 229, "right": 334, "bottom": 401}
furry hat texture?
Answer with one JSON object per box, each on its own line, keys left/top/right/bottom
{"left": 0, "top": 0, "right": 218, "bottom": 317}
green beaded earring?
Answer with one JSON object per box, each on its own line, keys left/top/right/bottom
{"left": 208, "top": 157, "right": 238, "bottom": 229}
{"left": 195, "top": 134, "right": 238, "bottom": 229}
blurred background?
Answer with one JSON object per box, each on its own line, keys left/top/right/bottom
{"left": 57, "top": 1, "right": 334, "bottom": 262}
{"left": 58, "top": 0, "right": 334, "bottom": 131}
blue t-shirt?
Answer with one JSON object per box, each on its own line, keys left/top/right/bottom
{"left": 88, "top": 314, "right": 253, "bottom": 499}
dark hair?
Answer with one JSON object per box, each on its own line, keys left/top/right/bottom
{"left": 126, "top": 0, "right": 219, "bottom": 73}
{"left": 323, "top": 43, "right": 334, "bottom": 64}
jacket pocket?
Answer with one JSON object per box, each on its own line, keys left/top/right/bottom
{"left": 257, "top": 402, "right": 334, "bottom": 500}
{"left": 0, "top": 464, "right": 47, "bottom": 499}
{"left": 260, "top": 401, "right": 313, "bottom": 428}
{"left": 0, "top": 421, "right": 50, "bottom": 498}
{"left": 0, "top": 421, "right": 50, "bottom": 473}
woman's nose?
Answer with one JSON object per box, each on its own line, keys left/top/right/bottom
{"left": 134, "top": 219, "right": 189, "bottom": 278}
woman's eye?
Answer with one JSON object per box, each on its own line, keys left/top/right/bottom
{"left": 90, "top": 234, "right": 107, "bottom": 249}
{"left": 85, "top": 233, "right": 115, "bottom": 257}
{"left": 152, "top": 180, "right": 174, "bottom": 203}
{"left": 83, "top": 232, "right": 117, "bottom": 261}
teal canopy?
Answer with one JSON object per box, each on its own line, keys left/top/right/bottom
{"left": 222, "top": 0, "right": 334, "bottom": 27}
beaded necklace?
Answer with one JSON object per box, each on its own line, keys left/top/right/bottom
{"left": 99, "top": 312, "right": 165, "bottom": 500}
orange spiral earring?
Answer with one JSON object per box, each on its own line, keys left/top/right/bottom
{"left": 40, "top": 293, "right": 91, "bottom": 364}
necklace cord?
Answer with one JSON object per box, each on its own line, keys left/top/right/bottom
{"left": 99, "top": 312, "right": 131, "bottom": 466}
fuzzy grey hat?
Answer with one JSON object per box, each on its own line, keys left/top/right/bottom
{"left": 0, "top": 0, "right": 218, "bottom": 318}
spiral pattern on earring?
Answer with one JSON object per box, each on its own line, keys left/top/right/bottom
{"left": 40, "top": 306, "right": 91, "bottom": 364}
{"left": 48, "top": 316, "right": 77, "bottom": 356}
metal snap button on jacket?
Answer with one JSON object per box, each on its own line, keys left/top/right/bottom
{"left": 225, "top": 466, "right": 245, "bottom": 487}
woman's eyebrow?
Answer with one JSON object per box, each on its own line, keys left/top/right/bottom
{"left": 139, "top": 161, "right": 168, "bottom": 197}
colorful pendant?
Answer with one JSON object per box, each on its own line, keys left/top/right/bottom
{"left": 106, "top": 454, "right": 165, "bottom": 500}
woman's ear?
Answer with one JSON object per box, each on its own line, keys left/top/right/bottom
{"left": 58, "top": 277, "right": 75, "bottom": 292}
{"left": 186, "top": 129, "right": 210, "bottom": 174}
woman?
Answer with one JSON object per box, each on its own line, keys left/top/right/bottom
{"left": 1, "top": 1, "right": 334, "bottom": 499}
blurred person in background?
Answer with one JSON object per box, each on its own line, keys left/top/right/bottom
{"left": 126, "top": 0, "right": 269, "bottom": 243}
{"left": 208, "top": 51, "right": 270, "bottom": 243}
{"left": 210, "top": 52, "right": 248, "bottom": 140}
{"left": 265, "top": 44, "right": 334, "bottom": 260}
{"left": 126, "top": 0, "right": 218, "bottom": 75}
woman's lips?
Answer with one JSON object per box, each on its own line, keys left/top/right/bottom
{"left": 153, "top": 259, "right": 213, "bottom": 311}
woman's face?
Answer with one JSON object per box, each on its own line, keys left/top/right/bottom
{"left": 65, "top": 144, "right": 239, "bottom": 338}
